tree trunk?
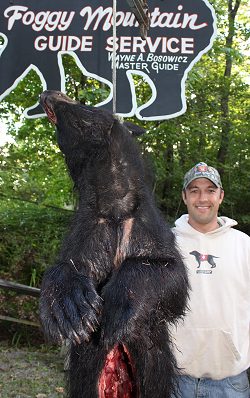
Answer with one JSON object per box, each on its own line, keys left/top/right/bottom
{"left": 217, "top": 0, "right": 241, "bottom": 175}
{"left": 163, "top": 144, "right": 174, "bottom": 192}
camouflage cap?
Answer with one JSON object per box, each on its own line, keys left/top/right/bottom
{"left": 183, "top": 162, "right": 223, "bottom": 190}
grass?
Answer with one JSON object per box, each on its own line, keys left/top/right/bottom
{"left": 0, "top": 343, "right": 65, "bottom": 398}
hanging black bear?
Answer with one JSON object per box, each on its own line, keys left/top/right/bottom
{"left": 39, "top": 91, "right": 189, "bottom": 398}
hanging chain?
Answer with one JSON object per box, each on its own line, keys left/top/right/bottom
{"left": 112, "top": 0, "right": 150, "bottom": 115}
{"left": 112, "top": 0, "right": 117, "bottom": 115}
{"left": 126, "top": 0, "right": 150, "bottom": 39}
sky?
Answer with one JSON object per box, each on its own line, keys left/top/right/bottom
{"left": 0, "top": 121, "right": 14, "bottom": 146}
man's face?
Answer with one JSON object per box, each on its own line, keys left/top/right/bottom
{"left": 182, "top": 178, "right": 224, "bottom": 231}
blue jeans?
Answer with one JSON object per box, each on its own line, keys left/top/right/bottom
{"left": 173, "top": 371, "right": 250, "bottom": 398}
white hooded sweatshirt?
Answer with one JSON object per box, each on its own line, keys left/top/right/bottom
{"left": 171, "top": 215, "right": 250, "bottom": 380}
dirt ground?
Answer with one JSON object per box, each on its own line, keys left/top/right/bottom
{"left": 0, "top": 344, "right": 65, "bottom": 398}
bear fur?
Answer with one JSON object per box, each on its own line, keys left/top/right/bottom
{"left": 39, "top": 91, "right": 189, "bottom": 398}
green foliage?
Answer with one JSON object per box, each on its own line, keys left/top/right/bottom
{"left": 63, "top": 54, "right": 111, "bottom": 105}
{"left": 0, "top": 200, "right": 71, "bottom": 341}
{"left": 0, "top": 116, "right": 74, "bottom": 208}
{"left": 0, "top": 0, "right": 249, "bottom": 343}
{"left": 0, "top": 200, "right": 71, "bottom": 284}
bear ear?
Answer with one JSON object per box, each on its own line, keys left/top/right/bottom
{"left": 123, "top": 121, "right": 146, "bottom": 136}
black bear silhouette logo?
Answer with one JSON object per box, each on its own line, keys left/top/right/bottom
{"left": 0, "top": 0, "right": 216, "bottom": 120}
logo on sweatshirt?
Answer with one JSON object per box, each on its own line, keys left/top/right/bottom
{"left": 189, "top": 250, "right": 219, "bottom": 274}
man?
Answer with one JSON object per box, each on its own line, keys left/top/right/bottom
{"left": 171, "top": 162, "right": 250, "bottom": 398}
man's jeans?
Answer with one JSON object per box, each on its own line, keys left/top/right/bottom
{"left": 173, "top": 371, "right": 250, "bottom": 398}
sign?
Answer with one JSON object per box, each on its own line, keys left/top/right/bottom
{"left": 0, "top": 0, "right": 216, "bottom": 120}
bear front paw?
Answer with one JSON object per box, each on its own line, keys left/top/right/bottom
{"left": 40, "top": 268, "right": 103, "bottom": 344}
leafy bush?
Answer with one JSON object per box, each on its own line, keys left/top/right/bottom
{"left": 0, "top": 200, "right": 72, "bottom": 344}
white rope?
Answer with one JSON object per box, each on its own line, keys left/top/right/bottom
{"left": 112, "top": 0, "right": 117, "bottom": 115}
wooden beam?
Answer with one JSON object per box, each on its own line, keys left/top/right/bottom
{"left": 0, "top": 278, "right": 40, "bottom": 297}
{"left": 0, "top": 314, "right": 40, "bottom": 327}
